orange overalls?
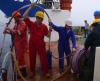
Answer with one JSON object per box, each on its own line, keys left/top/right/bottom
{"left": 12, "top": 20, "right": 27, "bottom": 68}
{"left": 24, "top": 17, "right": 49, "bottom": 75}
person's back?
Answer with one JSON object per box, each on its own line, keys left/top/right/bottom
{"left": 92, "top": 23, "right": 100, "bottom": 46}
{"left": 83, "top": 10, "right": 100, "bottom": 81}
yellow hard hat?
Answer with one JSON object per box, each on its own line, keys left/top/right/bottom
{"left": 35, "top": 11, "right": 44, "bottom": 19}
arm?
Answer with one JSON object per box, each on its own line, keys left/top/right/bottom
{"left": 23, "top": 3, "right": 36, "bottom": 19}
{"left": 43, "top": 24, "right": 49, "bottom": 37}
{"left": 24, "top": 17, "right": 32, "bottom": 29}
{"left": 23, "top": 3, "right": 35, "bottom": 28}
{"left": 49, "top": 22, "right": 61, "bottom": 32}
{"left": 70, "top": 31, "right": 76, "bottom": 48}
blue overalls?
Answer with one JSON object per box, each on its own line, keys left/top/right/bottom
{"left": 49, "top": 22, "right": 76, "bottom": 70}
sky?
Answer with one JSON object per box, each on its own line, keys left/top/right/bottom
{"left": 0, "top": 0, "right": 100, "bottom": 26}
{"left": 71, "top": 0, "right": 100, "bottom": 26}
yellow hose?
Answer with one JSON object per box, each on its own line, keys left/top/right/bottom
{"left": 11, "top": 51, "right": 28, "bottom": 81}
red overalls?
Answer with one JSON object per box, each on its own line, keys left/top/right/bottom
{"left": 13, "top": 20, "right": 27, "bottom": 68}
{"left": 24, "top": 17, "right": 49, "bottom": 75}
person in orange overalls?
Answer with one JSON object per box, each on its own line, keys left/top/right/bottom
{"left": 4, "top": 11, "right": 28, "bottom": 77}
{"left": 24, "top": 11, "right": 50, "bottom": 77}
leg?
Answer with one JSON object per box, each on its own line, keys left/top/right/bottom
{"left": 58, "top": 44, "right": 64, "bottom": 72}
{"left": 65, "top": 48, "right": 71, "bottom": 66}
{"left": 29, "top": 42, "right": 37, "bottom": 74}
{"left": 37, "top": 43, "right": 48, "bottom": 75}
{"left": 15, "top": 48, "right": 26, "bottom": 68}
{"left": 15, "top": 44, "right": 27, "bottom": 77}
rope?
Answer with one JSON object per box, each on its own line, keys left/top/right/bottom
{"left": 52, "top": 53, "right": 74, "bottom": 60}
{"left": 11, "top": 50, "right": 28, "bottom": 81}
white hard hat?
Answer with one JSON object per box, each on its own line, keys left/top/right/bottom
{"left": 65, "top": 19, "right": 72, "bottom": 26}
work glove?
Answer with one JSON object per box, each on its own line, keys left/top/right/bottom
{"left": 49, "top": 26, "right": 52, "bottom": 31}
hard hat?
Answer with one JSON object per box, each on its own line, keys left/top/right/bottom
{"left": 12, "top": 11, "right": 21, "bottom": 17}
{"left": 35, "top": 11, "right": 44, "bottom": 19}
{"left": 94, "top": 10, "right": 100, "bottom": 16}
{"left": 65, "top": 19, "right": 72, "bottom": 26}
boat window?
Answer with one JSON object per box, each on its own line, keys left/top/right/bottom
{"left": 43, "top": 0, "right": 53, "bottom": 9}
{"left": 43, "top": 0, "right": 60, "bottom": 9}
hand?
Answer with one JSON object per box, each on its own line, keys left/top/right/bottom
{"left": 3, "top": 28, "right": 11, "bottom": 34}
{"left": 72, "top": 48, "right": 76, "bottom": 53}
{"left": 5, "top": 27, "right": 11, "bottom": 31}
{"left": 48, "top": 18, "right": 51, "bottom": 23}
{"left": 3, "top": 27, "right": 10, "bottom": 34}
{"left": 49, "top": 26, "right": 52, "bottom": 31}
{"left": 5, "top": 27, "right": 14, "bottom": 33}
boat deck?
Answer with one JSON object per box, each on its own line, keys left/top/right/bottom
{"left": 18, "top": 71, "right": 80, "bottom": 81}
{"left": 18, "top": 42, "right": 82, "bottom": 81}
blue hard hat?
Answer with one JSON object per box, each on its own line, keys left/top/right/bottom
{"left": 94, "top": 10, "right": 100, "bottom": 16}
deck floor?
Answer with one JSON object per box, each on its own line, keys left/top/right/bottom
{"left": 18, "top": 72, "right": 81, "bottom": 81}
{"left": 18, "top": 41, "right": 82, "bottom": 81}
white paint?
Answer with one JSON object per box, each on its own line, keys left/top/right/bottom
{"left": 44, "top": 9, "right": 70, "bottom": 26}
{"left": 93, "top": 47, "right": 100, "bottom": 81}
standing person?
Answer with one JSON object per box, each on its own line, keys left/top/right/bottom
{"left": 84, "top": 20, "right": 89, "bottom": 38}
{"left": 4, "top": 11, "right": 28, "bottom": 77}
{"left": 23, "top": 7, "right": 51, "bottom": 77}
{"left": 83, "top": 10, "right": 100, "bottom": 81}
{"left": 48, "top": 18, "right": 76, "bottom": 74}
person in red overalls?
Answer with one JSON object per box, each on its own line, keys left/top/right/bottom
{"left": 24, "top": 11, "right": 50, "bottom": 77}
{"left": 4, "top": 11, "right": 28, "bottom": 77}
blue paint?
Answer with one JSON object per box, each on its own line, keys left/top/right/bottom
{"left": 0, "top": 0, "right": 47, "bottom": 17}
